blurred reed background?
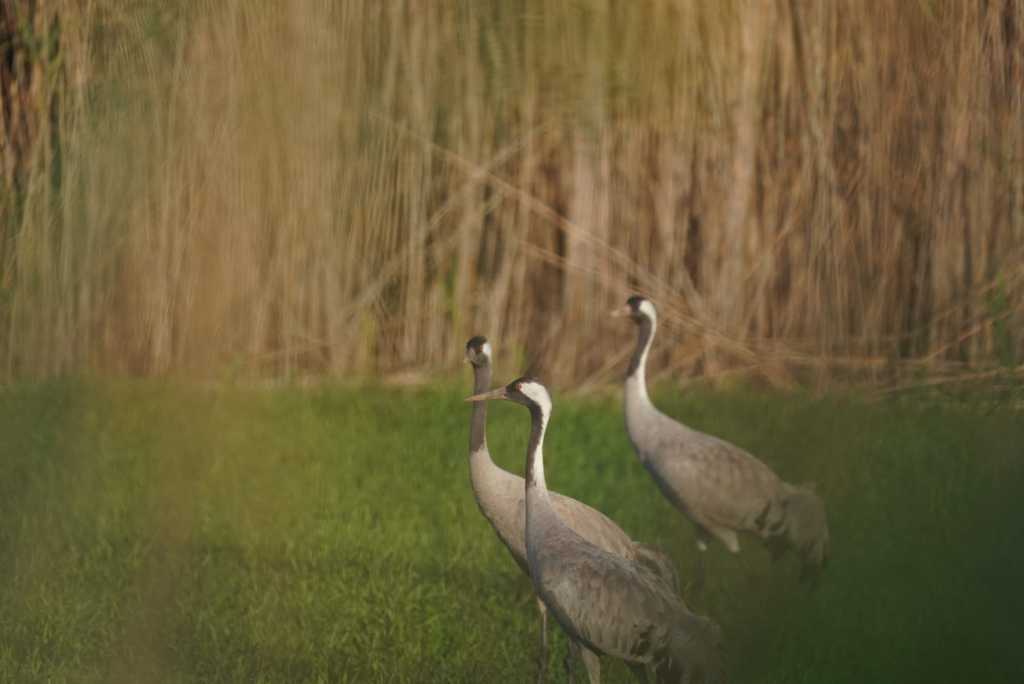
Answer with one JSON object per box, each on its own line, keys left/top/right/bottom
{"left": 2, "top": 0, "right": 1022, "bottom": 388}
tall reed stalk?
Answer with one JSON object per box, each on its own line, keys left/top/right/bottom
{"left": 2, "top": 0, "right": 1022, "bottom": 387}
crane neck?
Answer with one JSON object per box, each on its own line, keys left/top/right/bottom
{"left": 626, "top": 316, "right": 655, "bottom": 404}
{"left": 468, "top": 362, "right": 491, "bottom": 456}
{"left": 524, "top": 402, "right": 550, "bottom": 497}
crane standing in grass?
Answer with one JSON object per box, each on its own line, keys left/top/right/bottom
{"left": 464, "top": 337, "right": 677, "bottom": 683}
{"left": 467, "top": 376, "right": 724, "bottom": 684}
{"left": 612, "top": 296, "right": 830, "bottom": 588}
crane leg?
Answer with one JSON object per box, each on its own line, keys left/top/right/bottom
{"left": 627, "top": 662, "right": 649, "bottom": 682}
{"left": 565, "top": 639, "right": 601, "bottom": 683}
{"left": 535, "top": 597, "right": 548, "bottom": 684}
{"left": 689, "top": 532, "right": 709, "bottom": 601}
{"left": 564, "top": 640, "right": 576, "bottom": 683}
{"left": 654, "top": 660, "right": 694, "bottom": 684}
{"left": 578, "top": 643, "right": 601, "bottom": 684}
{"left": 693, "top": 551, "right": 706, "bottom": 596}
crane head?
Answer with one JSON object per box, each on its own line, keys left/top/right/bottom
{"left": 668, "top": 613, "right": 726, "bottom": 684}
{"left": 784, "top": 484, "right": 830, "bottom": 580}
{"left": 611, "top": 295, "right": 657, "bottom": 324}
{"left": 465, "top": 336, "right": 492, "bottom": 367}
{"left": 465, "top": 376, "right": 551, "bottom": 415}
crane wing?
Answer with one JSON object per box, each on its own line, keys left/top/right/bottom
{"left": 652, "top": 430, "right": 787, "bottom": 540}
{"left": 537, "top": 545, "right": 680, "bottom": 663}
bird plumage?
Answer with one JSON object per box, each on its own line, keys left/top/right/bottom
{"left": 464, "top": 338, "right": 678, "bottom": 681}
{"left": 467, "top": 338, "right": 674, "bottom": 575}
{"left": 615, "top": 296, "right": 830, "bottom": 578}
{"left": 470, "top": 376, "right": 724, "bottom": 684}
{"left": 533, "top": 527, "right": 718, "bottom": 672}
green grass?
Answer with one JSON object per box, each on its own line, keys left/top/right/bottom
{"left": 1, "top": 379, "right": 1021, "bottom": 682}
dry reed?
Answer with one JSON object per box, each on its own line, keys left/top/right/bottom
{"left": 1, "top": 0, "right": 1022, "bottom": 387}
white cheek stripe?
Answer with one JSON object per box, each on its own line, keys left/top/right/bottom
{"left": 639, "top": 299, "right": 657, "bottom": 321}
{"left": 519, "top": 382, "right": 552, "bottom": 415}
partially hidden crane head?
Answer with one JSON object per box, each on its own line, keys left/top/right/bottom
{"left": 465, "top": 336, "right": 492, "bottom": 368}
{"left": 611, "top": 295, "right": 657, "bottom": 325}
{"left": 465, "top": 376, "right": 552, "bottom": 416}
{"left": 670, "top": 612, "right": 726, "bottom": 684}
{"left": 785, "top": 483, "right": 831, "bottom": 581}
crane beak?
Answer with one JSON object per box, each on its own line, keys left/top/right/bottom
{"left": 609, "top": 305, "right": 631, "bottom": 318}
{"left": 464, "top": 387, "right": 508, "bottom": 402}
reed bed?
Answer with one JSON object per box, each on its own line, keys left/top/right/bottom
{"left": 2, "top": 0, "right": 1022, "bottom": 387}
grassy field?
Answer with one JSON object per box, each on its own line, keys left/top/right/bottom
{"left": 1, "top": 379, "right": 1021, "bottom": 683}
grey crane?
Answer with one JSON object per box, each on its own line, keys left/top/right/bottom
{"left": 467, "top": 377, "right": 724, "bottom": 684}
{"left": 612, "top": 296, "right": 830, "bottom": 587}
{"left": 465, "top": 337, "right": 678, "bottom": 682}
